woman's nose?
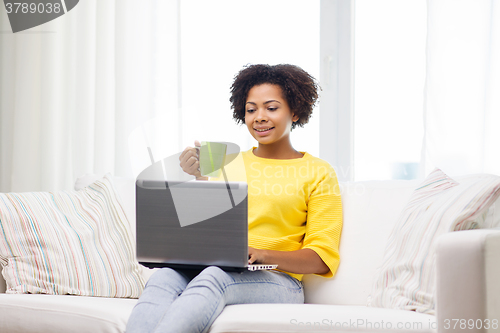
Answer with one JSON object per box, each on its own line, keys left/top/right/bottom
{"left": 254, "top": 109, "right": 267, "bottom": 122}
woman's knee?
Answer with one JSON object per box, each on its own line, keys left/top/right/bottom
{"left": 198, "top": 266, "right": 231, "bottom": 281}
{"left": 187, "top": 266, "right": 231, "bottom": 292}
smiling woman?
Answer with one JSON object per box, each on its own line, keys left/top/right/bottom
{"left": 245, "top": 83, "right": 300, "bottom": 159}
{"left": 128, "top": 63, "right": 342, "bottom": 333}
{"left": 229, "top": 64, "right": 319, "bottom": 159}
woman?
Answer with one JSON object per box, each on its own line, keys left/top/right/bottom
{"left": 126, "top": 64, "right": 342, "bottom": 333}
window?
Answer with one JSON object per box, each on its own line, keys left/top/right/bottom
{"left": 353, "top": 0, "right": 427, "bottom": 181}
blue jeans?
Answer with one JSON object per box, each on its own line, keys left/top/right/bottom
{"left": 126, "top": 266, "right": 304, "bottom": 333}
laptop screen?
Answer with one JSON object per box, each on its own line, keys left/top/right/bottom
{"left": 136, "top": 179, "right": 248, "bottom": 270}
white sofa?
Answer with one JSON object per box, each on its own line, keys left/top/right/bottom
{"left": 1, "top": 175, "right": 499, "bottom": 333}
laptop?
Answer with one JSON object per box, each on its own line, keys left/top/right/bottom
{"left": 135, "top": 177, "right": 278, "bottom": 272}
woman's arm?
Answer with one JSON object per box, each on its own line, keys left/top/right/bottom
{"left": 248, "top": 246, "right": 329, "bottom": 275}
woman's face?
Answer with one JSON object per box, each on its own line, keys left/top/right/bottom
{"left": 244, "top": 84, "right": 299, "bottom": 147}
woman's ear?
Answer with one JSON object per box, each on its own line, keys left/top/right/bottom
{"left": 292, "top": 113, "right": 299, "bottom": 123}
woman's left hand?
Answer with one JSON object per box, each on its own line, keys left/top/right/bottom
{"left": 248, "top": 246, "right": 267, "bottom": 264}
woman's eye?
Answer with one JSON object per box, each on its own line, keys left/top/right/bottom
{"left": 268, "top": 107, "right": 278, "bottom": 111}
{"left": 246, "top": 109, "right": 255, "bottom": 113}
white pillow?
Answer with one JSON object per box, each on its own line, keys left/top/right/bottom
{"left": 368, "top": 168, "right": 500, "bottom": 314}
{"left": 0, "top": 174, "right": 145, "bottom": 297}
{"left": 74, "top": 173, "right": 137, "bottom": 234}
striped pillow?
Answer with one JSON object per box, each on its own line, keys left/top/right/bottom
{"left": 368, "top": 168, "right": 500, "bottom": 314}
{"left": 0, "top": 174, "right": 145, "bottom": 298}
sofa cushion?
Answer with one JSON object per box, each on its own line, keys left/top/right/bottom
{"left": 209, "top": 303, "right": 437, "bottom": 333}
{"left": 368, "top": 169, "right": 500, "bottom": 315}
{"left": 484, "top": 196, "right": 500, "bottom": 228}
{"left": 0, "top": 294, "right": 137, "bottom": 333}
{"left": 0, "top": 174, "right": 145, "bottom": 297}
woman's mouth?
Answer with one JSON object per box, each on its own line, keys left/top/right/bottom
{"left": 254, "top": 127, "right": 275, "bottom": 136}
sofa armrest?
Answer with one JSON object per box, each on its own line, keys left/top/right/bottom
{"left": 436, "top": 229, "right": 500, "bottom": 333}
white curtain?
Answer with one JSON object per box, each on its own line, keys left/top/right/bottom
{"left": 0, "top": 0, "right": 181, "bottom": 192}
{"left": 423, "top": 0, "right": 500, "bottom": 177}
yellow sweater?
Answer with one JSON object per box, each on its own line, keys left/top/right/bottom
{"left": 211, "top": 147, "right": 342, "bottom": 281}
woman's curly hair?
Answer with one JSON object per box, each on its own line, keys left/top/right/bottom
{"left": 229, "top": 64, "right": 319, "bottom": 131}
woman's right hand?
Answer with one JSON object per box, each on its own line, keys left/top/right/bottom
{"left": 179, "top": 140, "right": 207, "bottom": 180}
